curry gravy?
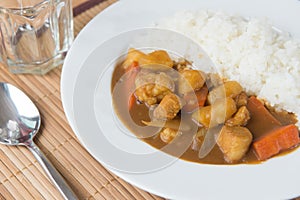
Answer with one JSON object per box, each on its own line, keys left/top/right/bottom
{"left": 111, "top": 63, "right": 299, "bottom": 165}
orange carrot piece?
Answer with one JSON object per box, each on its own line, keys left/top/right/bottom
{"left": 196, "top": 86, "right": 208, "bottom": 107}
{"left": 246, "top": 96, "right": 282, "bottom": 138}
{"left": 124, "top": 61, "right": 140, "bottom": 110}
{"left": 128, "top": 94, "right": 136, "bottom": 110}
{"left": 247, "top": 96, "right": 281, "bottom": 125}
{"left": 253, "top": 124, "right": 300, "bottom": 160}
{"left": 182, "top": 86, "right": 208, "bottom": 112}
{"left": 125, "top": 61, "right": 139, "bottom": 73}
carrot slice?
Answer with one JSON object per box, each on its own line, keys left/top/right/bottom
{"left": 182, "top": 86, "right": 208, "bottom": 112}
{"left": 125, "top": 61, "right": 139, "bottom": 73}
{"left": 246, "top": 96, "right": 282, "bottom": 138}
{"left": 124, "top": 61, "right": 140, "bottom": 110}
{"left": 128, "top": 94, "right": 136, "bottom": 110}
{"left": 253, "top": 124, "right": 300, "bottom": 160}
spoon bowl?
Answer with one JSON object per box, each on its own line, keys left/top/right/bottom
{"left": 0, "top": 83, "right": 40, "bottom": 146}
{"left": 0, "top": 82, "right": 78, "bottom": 200}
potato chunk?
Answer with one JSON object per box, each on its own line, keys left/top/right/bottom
{"left": 123, "top": 48, "right": 173, "bottom": 70}
{"left": 178, "top": 70, "right": 206, "bottom": 95}
{"left": 123, "top": 48, "right": 146, "bottom": 69}
{"left": 135, "top": 71, "right": 175, "bottom": 105}
{"left": 226, "top": 106, "right": 250, "bottom": 126}
{"left": 153, "top": 93, "right": 183, "bottom": 120}
{"left": 139, "top": 50, "right": 174, "bottom": 69}
{"left": 217, "top": 125, "right": 253, "bottom": 163}
{"left": 192, "top": 97, "right": 237, "bottom": 128}
{"left": 208, "top": 81, "right": 243, "bottom": 104}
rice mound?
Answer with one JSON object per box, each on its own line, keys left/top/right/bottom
{"left": 158, "top": 10, "right": 300, "bottom": 126}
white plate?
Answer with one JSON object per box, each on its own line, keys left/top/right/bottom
{"left": 61, "top": 0, "right": 300, "bottom": 199}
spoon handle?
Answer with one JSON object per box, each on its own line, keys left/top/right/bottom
{"left": 26, "top": 141, "right": 78, "bottom": 200}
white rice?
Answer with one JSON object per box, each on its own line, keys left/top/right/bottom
{"left": 158, "top": 10, "right": 300, "bottom": 127}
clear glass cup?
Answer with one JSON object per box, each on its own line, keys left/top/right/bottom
{"left": 0, "top": 0, "right": 74, "bottom": 74}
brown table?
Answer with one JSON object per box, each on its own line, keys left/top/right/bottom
{"left": 0, "top": 0, "right": 164, "bottom": 199}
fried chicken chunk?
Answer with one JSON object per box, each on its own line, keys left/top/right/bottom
{"left": 226, "top": 106, "right": 250, "bottom": 126}
{"left": 135, "top": 71, "right": 175, "bottom": 105}
{"left": 153, "top": 93, "right": 183, "bottom": 120}
{"left": 235, "top": 92, "right": 248, "bottom": 108}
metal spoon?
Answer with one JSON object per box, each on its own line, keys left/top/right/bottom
{"left": 0, "top": 82, "right": 78, "bottom": 200}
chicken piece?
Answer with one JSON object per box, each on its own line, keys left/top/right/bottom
{"left": 235, "top": 92, "right": 248, "bottom": 108}
{"left": 153, "top": 93, "right": 183, "bottom": 120}
{"left": 135, "top": 71, "right": 175, "bottom": 105}
{"left": 217, "top": 125, "right": 253, "bottom": 163}
{"left": 178, "top": 70, "right": 206, "bottom": 95}
{"left": 192, "top": 97, "right": 237, "bottom": 128}
{"left": 160, "top": 127, "right": 179, "bottom": 143}
{"left": 226, "top": 106, "right": 250, "bottom": 126}
{"left": 191, "top": 128, "right": 207, "bottom": 151}
{"left": 207, "top": 81, "right": 243, "bottom": 104}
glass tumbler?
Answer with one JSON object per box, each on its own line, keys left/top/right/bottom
{"left": 0, "top": 0, "right": 74, "bottom": 74}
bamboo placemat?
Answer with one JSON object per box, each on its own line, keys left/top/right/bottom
{"left": 0, "top": 0, "right": 164, "bottom": 199}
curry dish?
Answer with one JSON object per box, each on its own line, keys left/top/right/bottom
{"left": 111, "top": 48, "right": 300, "bottom": 164}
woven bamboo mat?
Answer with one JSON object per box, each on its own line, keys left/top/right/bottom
{"left": 0, "top": 0, "right": 164, "bottom": 199}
